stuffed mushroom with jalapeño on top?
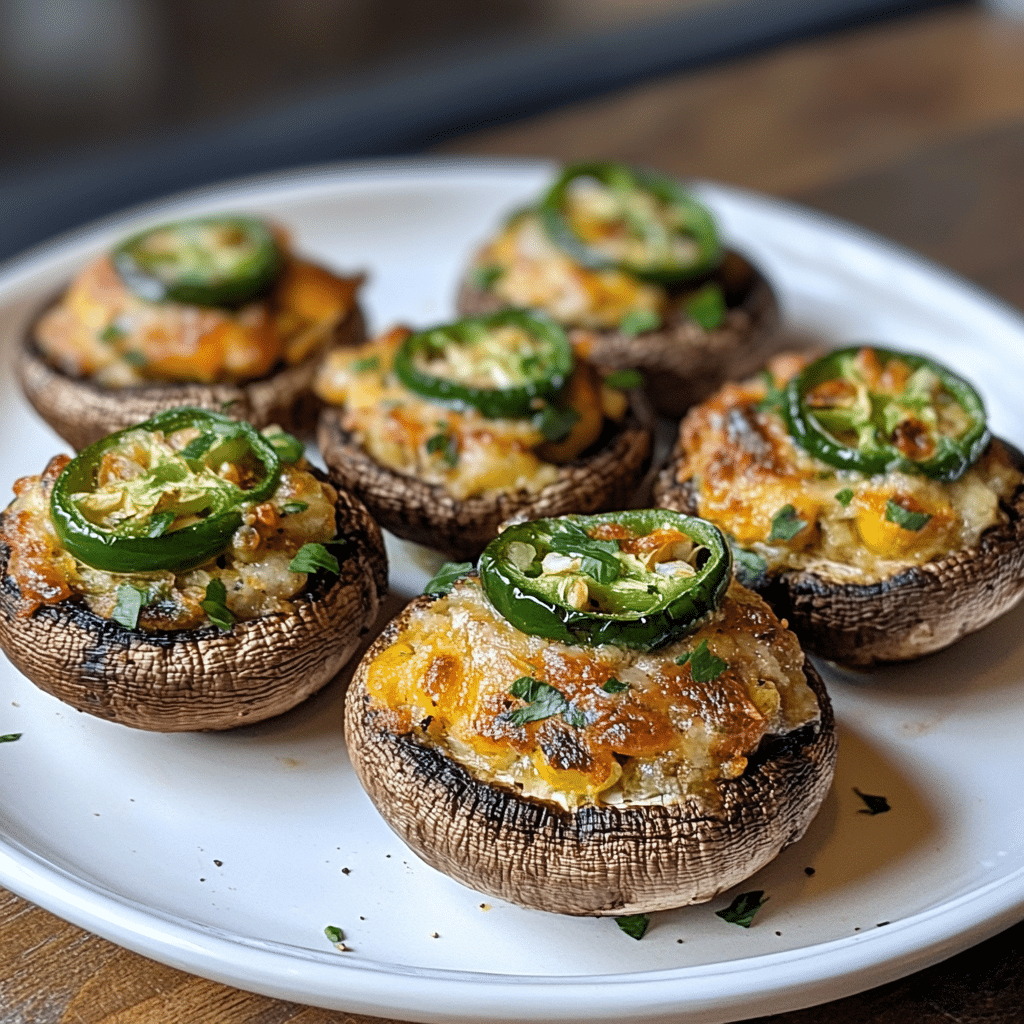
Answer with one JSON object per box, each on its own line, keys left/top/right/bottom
{"left": 20, "top": 215, "right": 366, "bottom": 449}
{"left": 0, "top": 408, "right": 387, "bottom": 731}
{"left": 315, "top": 309, "right": 653, "bottom": 560}
{"left": 458, "top": 162, "right": 781, "bottom": 418}
{"left": 346, "top": 509, "right": 835, "bottom": 916}
{"left": 654, "top": 347, "right": 1024, "bottom": 666}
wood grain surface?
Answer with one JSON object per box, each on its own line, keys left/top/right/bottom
{"left": 6, "top": 5, "right": 1024, "bottom": 1022}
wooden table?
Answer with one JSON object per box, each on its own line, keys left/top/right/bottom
{"left": 4, "top": 5, "right": 1024, "bottom": 1021}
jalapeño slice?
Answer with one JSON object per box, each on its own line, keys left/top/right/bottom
{"left": 782, "top": 346, "right": 990, "bottom": 481}
{"left": 393, "top": 310, "right": 573, "bottom": 419}
{"left": 112, "top": 216, "right": 282, "bottom": 307}
{"left": 538, "top": 162, "right": 722, "bottom": 285}
{"left": 478, "top": 510, "right": 731, "bottom": 650}
{"left": 50, "top": 408, "right": 281, "bottom": 574}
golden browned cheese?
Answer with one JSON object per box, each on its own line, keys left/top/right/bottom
{"left": 0, "top": 433, "right": 338, "bottom": 629}
{"left": 674, "top": 353, "right": 1022, "bottom": 583}
{"left": 364, "top": 576, "right": 819, "bottom": 809}
{"left": 34, "top": 242, "right": 361, "bottom": 387}
{"left": 314, "top": 326, "right": 627, "bottom": 501}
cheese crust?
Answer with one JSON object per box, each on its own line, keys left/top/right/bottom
{"left": 362, "top": 575, "right": 820, "bottom": 810}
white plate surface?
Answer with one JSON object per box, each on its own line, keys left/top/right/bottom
{"left": 1, "top": 159, "right": 1023, "bottom": 1024}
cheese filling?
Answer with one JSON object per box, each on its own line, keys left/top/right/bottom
{"left": 364, "top": 576, "right": 820, "bottom": 810}
{"left": 314, "top": 327, "right": 628, "bottom": 501}
{"left": 672, "top": 353, "right": 1023, "bottom": 583}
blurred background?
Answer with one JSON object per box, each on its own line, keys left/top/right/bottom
{"left": 0, "top": 0, "right": 968, "bottom": 264}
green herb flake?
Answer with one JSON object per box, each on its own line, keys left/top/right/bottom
{"left": 756, "top": 370, "right": 786, "bottom": 413}
{"left": 684, "top": 283, "right": 727, "bottom": 331}
{"left": 111, "top": 584, "right": 147, "bottom": 630}
{"left": 835, "top": 488, "right": 855, "bottom": 507}
{"left": 471, "top": 264, "right": 504, "bottom": 291}
{"left": 423, "top": 561, "right": 473, "bottom": 597}
{"left": 854, "top": 787, "right": 891, "bottom": 815}
{"left": 352, "top": 355, "right": 381, "bottom": 373}
{"left": 676, "top": 639, "right": 727, "bottom": 683}
{"left": 0, "top": 733, "right": 22, "bottom": 743}
{"left": 505, "top": 676, "right": 584, "bottom": 728}
{"left": 619, "top": 309, "right": 661, "bottom": 336}
{"left": 731, "top": 546, "right": 767, "bottom": 588}
{"left": 716, "top": 890, "right": 768, "bottom": 928}
{"left": 281, "top": 501, "right": 309, "bottom": 515}
{"left": 602, "top": 677, "right": 629, "bottom": 694}
{"left": 615, "top": 913, "right": 650, "bottom": 940}
{"left": 264, "top": 428, "right": 305, "bottom": 464}
{"left": 884, "top": 500, "right": 931, "bottom": 532}
{"left": 288, "top": 542, "right": 340, "bottom": 576}
{"left": 603, "top": 368, "right": 644, "bottom": 390}
{"left": 536, "top": 405, "right": 580, "bottom": 443}
{"left": 180, "top": 433, "right": 216, "bottom": 461}
{"left": 324, "top": 925, "right": 349, "bottom": 951}
{"left": 769, "top": 504, "right": 807, "bottom": 542}
{"left": 200, "top": 578, "right": 235, "bottom": 632}
{"left": 425, "top": 431, "right": 459, "bottom": 468}
{"left": 99, "top": 323, "right": 126, "bottom": 344}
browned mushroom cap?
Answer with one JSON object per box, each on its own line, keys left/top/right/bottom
{"left": 345, "top": 596, "right": 836, "bottom": 916}
{"left": 17, "top": 303, "right": 366, "bottom": 451}
{"left": 653, "top": 448, "right": 1024, "bottom": 667}
{"left": 0, "top": 485, "right": 387, "bottom": 731}
{"left": 458, "top": 252, "right": 782, "bottom": 419}
{"left": 317, "top": 400, "right": 653, "bottom": 562}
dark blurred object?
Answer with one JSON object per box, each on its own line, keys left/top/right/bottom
{"left": 0, "top": 0, "right": 959, "bottom": 264}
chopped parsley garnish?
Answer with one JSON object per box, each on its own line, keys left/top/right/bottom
{"left": 0, "top": 733, "right": 21, "bottom": 743}
{"left": 731, "top": 546, "right": 767, "bottom": 588}
{"left": 546, "top": 526, "right": 621, "bottom": 584}
{"left": 280, "top": 501, "right": 308, "bottom": 516}
{"left": 835, "top": 488, "right": 855, "bottom": 507}
{"left": 288, "top": 542, "right": 340, "bottom": 576}
{"left": 264, "top": 428, "right": 305, "bottom": 464}
{"left": 684, "top": 282, "right": 727, "bottom": 331}
{"left": 426, "top": 430, "right": 459, "bottom": 468}
{"left": 111, "top": 583, "right": 150, "bottom": 630}
{"left": 884, "top": 500, "right": 931, "bottom": 531}
{"left": 854, "top": 787, "right": 891, "bottom": 815}
{"left": 602, "top": 677, "right": 629, "bottom": 694}
{"left": 715, "top": 890, "right": 768, "bottom": 928}
{"left": 619, "top": 309, "right": 661, "bottom": 336}
{"left": 603, "top": 368, "right": 644, "bottom": 390}
{"left": 99, "top": 323, "right": 126, "bottom": 343}
{"left": 769, "top": 504, "right": 807, "bottom": 542}
{"left": 615, "top": 914, "right": 650, "bottom": 940}
{"left": 675, "top": 639, "right": 728, "bottom": 683}
{"left": 536, "top": 404, "right": 580, "bottom": 443}
{"left": 423, "top": 561, "right": 473, "bottom": 596}
{"left": 504, "top": 676, "right": 585, "bottom": 728}
{"left": 471, "top": 264, "right": 504, "bottom": 291}
{"left": 352, "top": 355, "right": 381, "bottom": 373}
{"left": 756, "top": 370, "right": 786, "bottom": 413}
{"left": 324, "top": 925, "right": 349, "bottom": 951}
{"left": 200, "top": 578, "right": 235, "bottom": 631}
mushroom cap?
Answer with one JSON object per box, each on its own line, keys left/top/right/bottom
{"left": 317, "top": 400, "right": 654, "bottom": 562}
{"left": 18, "top": 301, "right": 366, "bottom": 451}
{"left": 345, "top": 595, "right": 836, "bottom": 916}
{"left": 0, "top": 484, "right": 388, "bottom": 731}
{"left": 653, "top": 450, "right": 1024, "bottom": 667}
{"left": 457, "top": 251, "right": 782, "bottom": 419}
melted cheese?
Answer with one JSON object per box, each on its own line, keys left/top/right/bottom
{"left": 365, "top": 577, "right": 819, "bottom": 810}
{"left": 672, "top": 353, "right": 1022, "bottom": 583}
{"left": 314, "top": 327, "right": 624, "bottom": 501}
{"left": 34, "top": 243, "right": 360, "bottom": 387}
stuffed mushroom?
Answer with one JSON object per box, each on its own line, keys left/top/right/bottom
{"left": 20, "top": 215, "right": 366, "bottom": 449}
{"left": 346, "top": 509, "right": 836, "bottom": 916}
{"left": 457, "top": 162, "right": 781, "bottom": 418}
{"left": 654, "top": 347, "right": 1024, "bottom": 666}
{"left": 315, "top": 311, "right": 653, "bottom": 560}
{"left": 0, "top": 408, "right": 387, "bottom": 730}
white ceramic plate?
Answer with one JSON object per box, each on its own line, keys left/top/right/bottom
{"left": 1, "top": 159, "right": 1023, "bottom": 1024}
